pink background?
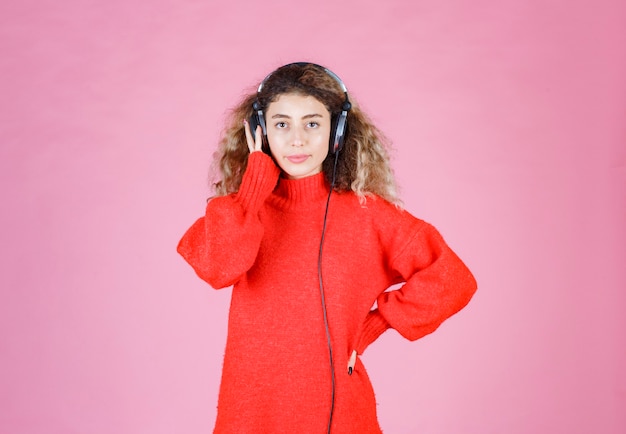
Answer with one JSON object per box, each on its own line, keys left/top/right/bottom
{"left": 1, "top": 0, "right": 624, "bottom": 433}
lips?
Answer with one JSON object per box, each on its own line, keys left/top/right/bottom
{"left": 286, "top": 154, "right": 309, "bottom": 164}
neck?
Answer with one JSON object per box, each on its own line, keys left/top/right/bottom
{"left": 270, "top": 172, "right": 330, "bottom": 210}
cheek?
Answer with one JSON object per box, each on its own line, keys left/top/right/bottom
{"left": 316, "top": 129, "right": 331, "bottom": 155}
{"left": 318, "top": 139, "right": 329, "bottom": 158}
{"left": 266, "top": 132, "right": 282, "bottom": 154}
{"left": 267, "top": 143, "right": 281, "bottom": 163}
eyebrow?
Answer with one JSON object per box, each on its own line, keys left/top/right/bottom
{"left": 270, "top": 113, "right": 324, "bottom": 119}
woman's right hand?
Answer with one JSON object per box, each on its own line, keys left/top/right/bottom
{"left": 244, "top": 119, "right": 264, "bottom": 153}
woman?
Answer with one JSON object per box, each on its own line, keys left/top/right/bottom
{"left": 178, "top": 62, "right": 477, "bottom": 433}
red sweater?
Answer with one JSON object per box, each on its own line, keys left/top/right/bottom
{"left": 178, "top": 152, "right": 477, "bottom": 433}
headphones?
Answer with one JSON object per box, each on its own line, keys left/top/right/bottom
{"left": 249, "top": 62, "right": 352, "bottom": 154}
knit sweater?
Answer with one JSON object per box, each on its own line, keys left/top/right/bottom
{"left": 177, "top": 152, "right": 477, "bottom": 433}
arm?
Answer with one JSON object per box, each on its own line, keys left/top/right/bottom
{"left": 178, "top": 122, "right": 279, "bottom": 288}
{"left": 177, "top": 152, "right": 280, "bottom": 288}
{"left": 356, "top": 218, "right": 477, "bottom": 354}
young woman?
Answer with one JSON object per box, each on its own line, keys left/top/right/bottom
{"left": 177, "top": 62, "right": 477, "bottom": 433}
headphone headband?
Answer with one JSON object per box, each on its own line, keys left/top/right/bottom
{"left": 257, "top": 62, "right": 349, "bottom": 94}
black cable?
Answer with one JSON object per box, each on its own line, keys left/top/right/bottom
{"left": 318, "top": 151, "right": 340, "bottom": 434}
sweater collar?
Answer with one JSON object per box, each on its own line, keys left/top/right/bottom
{"left": 270, "top": 172, "right": 330, "bottom": 210}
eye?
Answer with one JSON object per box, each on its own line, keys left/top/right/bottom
{"left": 275, "top": 121, "right": 287, "bottom": 129}
{"left": 307, "top": 121, "right": 319, "bottom": 128}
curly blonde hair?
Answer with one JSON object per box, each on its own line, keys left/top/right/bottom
{"left": 211, "top": 63, "right": 400, "bottom": 204}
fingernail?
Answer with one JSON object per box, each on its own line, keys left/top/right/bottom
{"left": 348, "top": 367, "right": 353, "bottom": 375}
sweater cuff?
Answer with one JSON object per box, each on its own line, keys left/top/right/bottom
{"left": 355, "top": 309, "right": 391, "bottom": 355}
{"left": 235, "top": 152, "right": 280, "bottom": 212}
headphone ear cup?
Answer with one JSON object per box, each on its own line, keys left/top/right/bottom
{"left": 248, "top": 114, "right": 260, "bottom": 137}
{"left": 249, "top": 106, "right": 269, "bottom": 153}
{"left": 329, "top": 111, "right": 348, "bottom": 154}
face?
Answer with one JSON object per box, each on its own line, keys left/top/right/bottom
{"left": 265, "top": 93, "right": 331, "bottom": 179}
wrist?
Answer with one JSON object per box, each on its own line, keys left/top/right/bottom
{"left": 236, "top": 152, "right": 280, "bottom": 211}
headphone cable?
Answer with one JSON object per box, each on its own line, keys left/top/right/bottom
{"left": 318, "top": 151, "right": 340, "bottom": 434}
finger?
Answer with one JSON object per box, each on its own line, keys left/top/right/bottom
{"left": 347, "top": 350, "right": 357, "bottom": 375}
{"left": 254, "top": 125, "right": 263, "bottom": 152}
{"left": 243, "top": 119, "right": 255, "bottom": 153}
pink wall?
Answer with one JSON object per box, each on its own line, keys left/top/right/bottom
{"left": 1, "top": 0, "right": 624, "bottom": 432}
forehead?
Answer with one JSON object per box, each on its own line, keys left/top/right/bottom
{"left": 266, "top": 93, "right": 330, "bottom": 117}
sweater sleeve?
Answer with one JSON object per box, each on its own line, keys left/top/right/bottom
{"left": 356, "top": 218, "right": 477, "bottom": 354}
{"left": 177, "top": 152, "right": 280, "bottom": 288}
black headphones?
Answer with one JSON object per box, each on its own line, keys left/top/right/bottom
{"left": 249, "top": 62, "right": 352, "bottom": 154}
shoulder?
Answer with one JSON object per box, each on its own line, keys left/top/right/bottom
{"left": 333, "top": 191, "right": 427, "bottom": 235}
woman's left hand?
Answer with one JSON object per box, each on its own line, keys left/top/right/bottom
{"left": 348, "top": 350, "right": 357, "bottom": 375}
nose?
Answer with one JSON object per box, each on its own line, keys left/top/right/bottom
{"left": 291, "top": 126, "right": 304, "bottom": 146}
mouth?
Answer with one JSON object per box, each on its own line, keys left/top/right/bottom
{"left": 286, "top": 154, "right": 310, "bottom": 164}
